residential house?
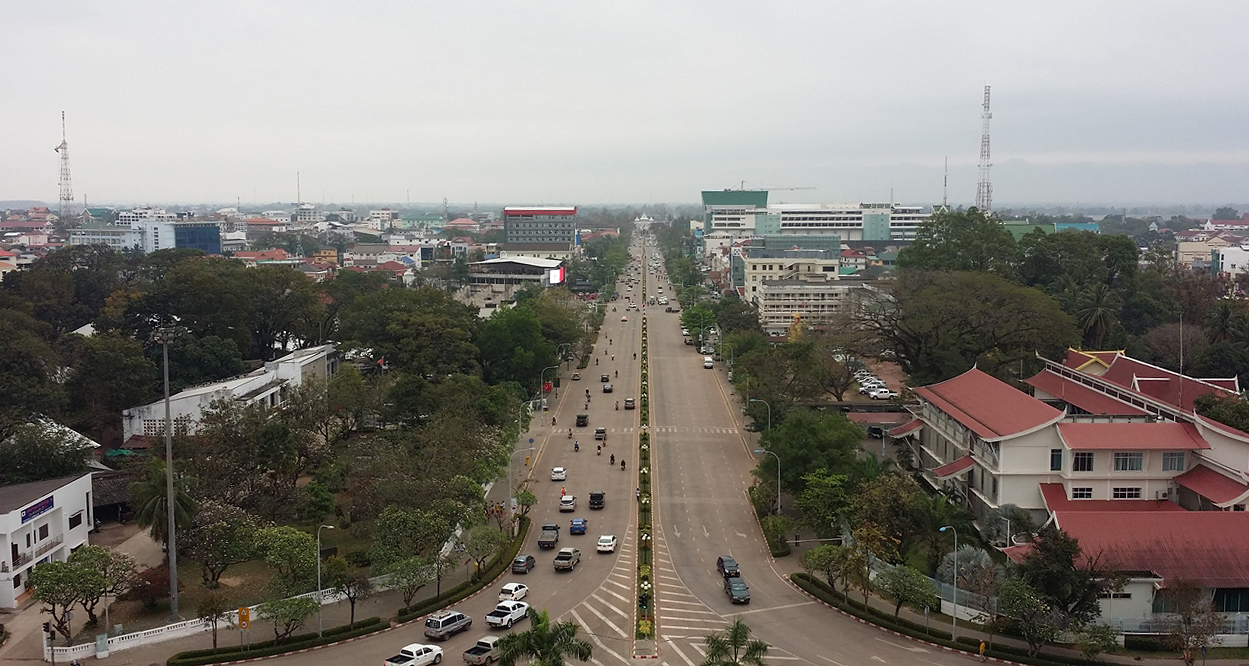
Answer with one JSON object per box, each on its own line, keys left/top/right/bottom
{"left": 314, "top": 247, "right": 339, "bottom": 265}
{"left": 1177, "top": 230, "right": 1242, "bottom": 269}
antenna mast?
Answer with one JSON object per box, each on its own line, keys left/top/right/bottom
{"left": 55, "top": 111, "right": 74, "bottom": 224}
{"left": 943, "top": 157, "right": 949, "bottom": 208}
{"left": 975, "top": 85, "right": 993, "bottom": 212}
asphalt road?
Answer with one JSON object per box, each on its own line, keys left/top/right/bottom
{"left": 275, "top": 237, "right": 973, "bottom": 666}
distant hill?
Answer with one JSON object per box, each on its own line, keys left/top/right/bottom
{"left": 0, "top": 200, "right": 49, "bottom": 209}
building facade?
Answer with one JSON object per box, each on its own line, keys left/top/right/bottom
{"left": 753, "top": 275, "right": 869, "bottom": 336}
{"left": 0, "top": 474, "right": 94, "bottom": 608}
{"left": 503, "top": 207, "right": 577, "bottom": 244}
{"left": 174, "top": 221, "right": 222, "bottom": 255}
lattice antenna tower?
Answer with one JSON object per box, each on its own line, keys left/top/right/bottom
{"left": 975, "top": 86, "right": 992, "bottom": 212}
{"left": 55, "top": 111, "right": 74, "bottom": 223}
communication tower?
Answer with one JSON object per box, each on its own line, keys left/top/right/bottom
{"left": 55, "top": 111, "right": 74, "bottom": 223}
{"left": 975, "top": 86, "right": 992, "bottom": 212}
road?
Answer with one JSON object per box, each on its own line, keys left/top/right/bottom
{"left": 276, "top": 235, "right": 969, "bottom": 665}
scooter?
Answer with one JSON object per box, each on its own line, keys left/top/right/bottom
{"left": 597, "top": 445, "right": 601, "bottom": 455}
{"left": 615, "top": 401, "right": 619, "bottom": 410}
{"left": 552, "top": 416, "right": 556, "bottom": 426}
{"left": 610, "top": 454, "right": 615, "bottom": 465}
{"left": 621, "top": 460, "right": 626, "bottom": 471}
{"left": 568, "top": 429, "right": 572, "bottom": 438}
{"left": 575, "top": 441, "right": 579, "bottom": 452}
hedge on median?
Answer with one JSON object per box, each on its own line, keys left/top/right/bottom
{"left": 167, "top": 617, "right": 385, "bottom": 666}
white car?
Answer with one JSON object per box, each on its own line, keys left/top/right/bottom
{"left": 499, "top": 582, "right": 529, "bottom": 601}
{"left": 621, "top": 316, "right": 628, "bottom": 322}
{"left": 681, "top": 328, "right": 689, "bottom": 336}
{"left": 551, "top": 467, "right": 566, "bottom": 481}
{"left": 559, "top": 496, "right": 577, "bottom": 512}
{"left": 386, "top": 644, "right": 443, "bottom": 666}
{"left": 596, "top": 534, "right": 618, "bottom": 553}
{"left": 869, "top": 388, "right": 898, "bottom": 400}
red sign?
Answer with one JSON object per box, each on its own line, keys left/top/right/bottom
{"left": 543, "top": 382, "right": 553, "bottom": 393}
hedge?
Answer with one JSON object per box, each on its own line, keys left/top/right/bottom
{"left": 167, "top": 617, "right": 385, "bottom": 666}
{"left": 791, "top": 573, "right": 1115, "bottom": 666}
{"left": 396, "top": 516, "right": 531, "bottom": 624}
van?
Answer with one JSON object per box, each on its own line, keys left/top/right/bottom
{"left": 703, "top": 356, "right": 714, "bottom": 369}
{"left": 424, "top": 609, "right": 472, "bottom": 640}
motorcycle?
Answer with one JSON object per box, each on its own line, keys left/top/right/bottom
{"left": 597, "top": 445, "right": 601, "bottom": 455}
{"left": 552, "top": 416, "right": 556, "bottom": 426}
{"left": 568, "top": 429, "right": 572, "bottom": 439}
{"left": 621, "top": 460, "right": 626, "bottom": 471}
{"left": 610, "top": 454, "right": 615, "bottom": 465}
{"left": 615, "top": 401, "right": 619, "bottom": 410}
{"left": 574, "top": 441, "right": 579, "bottom": 452}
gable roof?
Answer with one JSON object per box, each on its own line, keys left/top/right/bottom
{"left": 913, "top": 367, "right": 1063, "bottom": 441}
{"left": 1039, "top": 483, "right": 1185, "bottom": 513}
{"left": 0, "top": 474, "right": 90, "bottom": 514}
{"left": 1173, "top": 465, "right": 1249, "bottom": 507}
{"left": 1100, "top": 354, "right": 1237, "bottom": 413}
{"left": 1056, "top": 422, "right": 1210, "bottom": 451}
{"left": 1026, "top": 370, "right": 1147, "bottom": 416}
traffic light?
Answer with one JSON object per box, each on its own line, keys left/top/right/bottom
{"left": 43, "top": 622, "right": 50, "bottom": 634}
{"left": 638, "top": 594, "right": 649, "bottom": 610}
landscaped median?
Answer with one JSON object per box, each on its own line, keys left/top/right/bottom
{"left": 166, "top": 517, "right": 531, "bottom": 665}
{"left": 790, "top": 573, "right": 1110, "bottom": 666}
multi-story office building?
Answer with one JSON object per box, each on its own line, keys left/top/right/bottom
{"left": 754, "top": 275, "right": 869, "bottom": 336}
{"left": 0, "top": 473, "right": 94, "bottom": 608}
{"left": 742, "top": 248, "right": 841, "bottom": 296}
{"left": 70, "top": 207, "right": 204, "bottom": 254}
{"left": 503, "top": 206, "right": 577, "bottom": 245}
{"left": 174, "top": 221, "right": 222, "bottom": 255}
{"left": 700, "top": 190, "right": 928, "bottom": 249}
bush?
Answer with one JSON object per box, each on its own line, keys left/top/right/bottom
{"left": 1123, "top": 634, "right": 1170, "bottom": 652}
{"left": 344, "top": 550, "right": 371, "bottom": 568}
{"left": 167, "top": 618, "right": 384, "bottom": 666}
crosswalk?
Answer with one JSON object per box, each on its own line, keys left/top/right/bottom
{"left": 649, "top": 426, "right": 739, "bottom": 434}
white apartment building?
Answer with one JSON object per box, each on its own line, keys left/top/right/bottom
{"left": 0, "top": 473, "right": 94, "bottom": 608}
{"left": 121, "top": 344, "right": 338, "bottom": 443}
{"left": 70, "top": 207, "right": 177, "bottom": 253}
{"left": 742, "top": 249, "right": 841, "bottom": 296}
{"left": 754, "top": 275, "right": 869, "bottom": 336}
{"left": 1212, "top": 245, "right": 1249, "bottom": 277}
{"left": 295, "top": 204, "right": 321, "bottom": 224}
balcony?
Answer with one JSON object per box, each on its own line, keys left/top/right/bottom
{"left": 12, "top": 550, "right": 33, "bottom": 568}
{"left": 34, "top": 534, "right": 64, "bottom": 558}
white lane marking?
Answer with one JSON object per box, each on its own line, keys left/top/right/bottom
{"left": 731, "top": 601, "right": 817, "bottom": 615}
{"left": 570, "top": 609, "right": 630, "bottom": 664}
{"left": 604, "top": 578, "right": 631, "bottom": 590}
{"left": 702, "top": 525, "right": 710, "bottom": 537}
{"left": 599, "top": 587, "right": 631, "bottom": 604}
{"left": 875, "top": 637, "right": 929, "bottom": 653}
{"left": 672, "top": 525, "right": 682, "bottom": 537}
{"left": 661, "top": 598, "right": 707, "bottom": 605}
{"left": 582, "top": 597, "right": 627, "bottom": 637}
{"left": 590, "top": 593, "right": 630, "bottom": 619}
{"left": 871, "top": 657, "right": 887, "bottom": 663}
{"left": 819, "top": 657, "right": 849, "bottom": 666}
{"left": 659, "top": 575, "right": 681, "bottom": 581}
{"left": 735, "top": 532, "right": 748, "bottom": 538}
{"left": 664, "top": 640, "right": 698, "bottom": 666}
{"left": 689, "top": 644, "right": 706, "bottom": 656}
{"left": 658, "top": 607, "right": 721, "bottom": 616}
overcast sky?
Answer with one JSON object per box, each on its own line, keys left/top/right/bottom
{"left": 3, "top": 1, "right": 1248, "bottom": 208}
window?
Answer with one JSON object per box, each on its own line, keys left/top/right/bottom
{"left": 38, "top": 524, "right": 49, "bottom": 540}
{"left": 1112, "top": 487, "right": 1142, "bottom": 499}
{"left": 68, "top": 512, "right": 82, "bottom": 529}
{"left": 1072, "top": 487, "right": 1093, "bottom": 499}
{"left": 1163, "top": 452, "right": 1185, "bottom": 472}
{"left": 1050, "top": 449, "right": 1063, "bottom": 471}
{"left": 1073, "top": 452, "right": 1094, "bottom": 472}
{"left": 1114, "top": 452, "right": 1143, "bottom": 471}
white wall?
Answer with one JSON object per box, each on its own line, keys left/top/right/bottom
{"left": 0, "top": 474, "right": 93, "bottom": 608}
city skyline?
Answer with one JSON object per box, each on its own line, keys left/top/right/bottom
{"left": 2, "top": 1, "right": 1248, "bottom": 206}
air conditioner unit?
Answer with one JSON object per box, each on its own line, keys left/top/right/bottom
{"left": 1161, "top": 491, "right": 1169, "bottom": 500}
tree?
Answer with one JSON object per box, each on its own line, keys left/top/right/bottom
{"left": 850, "top": 474, "right": 921, "bottom": 554}
{"left": 27, "top": 560, "right": 83, "bottom": 644}
{"left": 998, "top": 579, "right": 1059, "bottom": 656}
{"left": 897, "top": 208, "right": 1019, "bottom": 277}
{"left": 198, "top": 588, "right": 232, "bottom": 649}
{"left": 181, "top": 501, "right": 261, "bottom": 587}
{"left": 515, "top": 489, "right": 537, "bottom": 517}
{"left": 0, "top": 420, "right": 91, "bottom": 485}
{"left": 147, "top": 333, "right": 244, "bottom": 394}
{"left": 368, "top": 505, "right": 451, "bottom": 571}
{"left": 875, "top": 565, "right": 940, "bottom": 618}
{"left": 64, "top": 333, "right": 158, "bottom": 442}
{"left": 1075, "top": 283, "right": 1123, "bottom": 349}
{"left": 462, "top": 524, "right": 509, "bottom": 579}
{"left": 910, "top": 493, "right": 974, "bottom": 575}
{"left": 324, "top": 555, "right": 373, "bottom": 624}
{"left": 756, "top": 411, "right": 862, "bottom": 495}
{"left": 847, "top": 523, "right": 898, "bottom": 606}
{"left": 386, "top": 556, "right": 434, "bottom": 608}
{"left": 938, "top": 546, "right": 1004, "bottom": 615}
{"left": 1075, "top": 624, "right": 1118, "bottom": 661}
{"left": 0, "top": 308, "right": 66, "bottom": 440}
{"left": 716, "top": 300, "right": 762, "bottom": 335}
{"left": 1015, "top": 526, "right": 1120, "bottom": 630}
{"left": 326, "top": 364, "right": 370, "bottom": 441}
{"left": 128, "top": 456, "right": 196, "bottom": 546}
{"left": 801, "top": 544, "right": 852, "bottom": 594}
{"left": 477, "top": 306, "right": 558, "bottom": 389}
{"left": 497, "top": 607, "right": 593, "bottom": 666}
{"left": 254, "top": 525, "right": 317, "bottom": 596}
{"left": 1213, "top": 206, "right": 1241, "bottom": 220}
{"left": 794, "top": 470, "right": 851, "bottom": 538}
{"left": 245, "top": 265, "right": 324, "bottom": 360}
{"left": 67, "top": 545, "right": 136, "bottom": 626}
{"left": 257, "top": 596, "right": 319, "bottom": 642}
{"left": 700, "top": 618, "right": 769, "bottom": 666}
{"left": 1160, "top": 580, "right": 1225, "bottom": 666}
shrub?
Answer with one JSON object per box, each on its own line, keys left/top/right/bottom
{"left": 344, "top": 550, "right": 371, "bottom": 569}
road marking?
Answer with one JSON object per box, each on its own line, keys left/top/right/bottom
{"left": 818, "top": 657, "right": 849, "bottom": 666}
{"left": 591, "top": 593, "right": 630, "bottom": 619}
{"left": 871, "top": 657, "right": 887, "bottom": 663}
{"left": 580, "top": 595, "right": 627, "bottom": 637}
{"left": 766, "top": 658, "right": 804, "bottom": 661}
{"left": 659, "top": 607, "right": 721, "bottom": 616}
{"left": 702, "top": 525, "right": 710, "bottom": 537}
{"left": 731, "top": 601, "right": 817, "bottom": 615}
{"left": 657, "top": 582, "right": 688, "bottom": 590}
{"left": 604, "top": 578, "right": 631, "bottom": 590}
{"left": 689, "top": 644, "right": 706, "bottom": 656}
{"left": 665, "top": 640, "right": 697, "bottom": 666}
{"left": 875, "top": 638, "right": 929, "bottom": 653}
{"left": 665, "top": 625, "right": 729, "bottom": 631}
{"left": 671, "top": 525, "right": 681, "bottom": 537}
{"left": 570, "top": 610, "right": 630, "bottom": 664}
{"left": 599, "top": 588, "right": 630, "bottom": 604}
{"left": 659, "top": 574, "right": 681, "bottom": 581}
{"left": 735, "top": 531, "right": 748, "bottom": 538}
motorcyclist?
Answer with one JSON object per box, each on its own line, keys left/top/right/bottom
{"left": 552, "top": 416, "right": 556, "bottom": 426}
{"left": 574, "top": 441, "right": 579, "bottom": 452}
{"left": 615, "top": 370, "right": 618, "bottom": 378}
{"left": 615, "top": 401, "right": 619, "bottom": 410}
{"left": 568, "top": 429, "right": 572, "bottom": 438}
{"left": 610, "top": 454, "right": 615, "bottom": 465}
{"left": 597, "top": 444, "right": 601, "bottom": 455}
{"left": 621, "top": 459, "right": 626, "bottom": 471}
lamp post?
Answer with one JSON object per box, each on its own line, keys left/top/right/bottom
{"left": 753, "top": 449, "right": 782, "bottom": 514}
{"left": 154, "top": 326, "right": 180, "bottom": 622}
{"left": 509, "top": 447, "right": 536, "bottom": 538}
{"left": 557, "top": 343, "right": 572, "bottom": 368}
{"left": 750, "top": 398, "right": 771, "bottom": 431}
{"left": 940, "top": 525, "right": 958, "bottom": 639}
{"left": 316, "top": 524, "right": 334, "bottom": 637}
{"left": 539, "top": 364, "right": 560, "bottom": 399}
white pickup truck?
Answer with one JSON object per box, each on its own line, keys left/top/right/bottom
{"left": 485, "top": 601, "right": 530, "bottom": 629}
{"left": 385, "top": 643, "right": 444, "bottom": 666}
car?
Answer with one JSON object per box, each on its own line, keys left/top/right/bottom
{"left": 600, "top": 374, "right": 610, "bottom": 382}
{"left": 724, "top": 577, "right": 750, "bottom": 604}
{"left": 603, "top": 384, "right": 613, "bottom": 393}
{"left": 870, "top": 388, "right": 898, "bottom": 400}
{"left": 551, "top": 467, "right": 567, "bottom": 481}
{"left": 575, "top": 413, "right": 588, "bottom": 427}
{"left": 594, "top": 427, "right": 607, "bottom": 440}
{"left": 716, "top": 556, "right": 740, "bottom": 577}
{"left": 385, "top": 643, "right": 444, "bottom": 666}
{"left": 621, "top": 316, "right": 628, "bottom": 322}
{"left": 498, "top": 583, "right": 529, "bottom": 601}
{"left": 569, "top": 518, "right": 588, "bottom": 535}
{"left": 510, "top": 554, "right": 536, "bottom": 574}
{"left": 624, "top": 398, "right": 635, "bottom": 409}
{"left": 681, "top": 328, "right": 690, "bottom": 336}
{"left": 571, "top": 372, "right": 581, "bottom": 380}
{"left": 701, "top": 346, "right": 714, "bottom": 355}
{"left": 684, "top": 337, "right": 693, "bottom": 345}
{"left": 553, "top": 547, "right": 581, "bottom": 571}
{"left": 596, "top": 534, "right": 618, "bottom": 553}
{"left": 424, "top": 610, "right": 473, "bottom": 640}
{"left": 559, "top": 496, "right": 576, "bottom": 512}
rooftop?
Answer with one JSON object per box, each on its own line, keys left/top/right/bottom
{"left": 1026, "top": 370, "right": 1147, "bottom": 416}
{"left": 1056, "top": 422, "right": 1210, "bottom": 451}
{"left": 503, "top": 206, "right": 578, "bottom": 216}
{"left": 471, "top": 257, "right": 563, "bottom": 269}
{"left": 1065, "top": 350, "right": 1238, "bottom": 413}
{"left": 914, "top": 367, "right": 1064, "bottom": 441}
{"left": 0, "top": 474, "right": 90, "bottom": 514}
{"left": 1039, "top": 483, "right": 1185, "bottom": 513}
{"left": 1173, "top": 465, "right": 1249, "bottom": 507}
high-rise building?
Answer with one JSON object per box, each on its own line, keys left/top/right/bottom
{"left": 503, "top": 206, "right": 577, "bottom": 244}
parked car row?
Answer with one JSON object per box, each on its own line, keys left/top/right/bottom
{"left": 855, "top": 369, "right": 897, "bottom": 400}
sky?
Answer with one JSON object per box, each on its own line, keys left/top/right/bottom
{"left": 3, "top": 1, "right": 1248, "bottom": 208}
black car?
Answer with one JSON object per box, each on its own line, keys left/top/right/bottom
{"left": 724, "top": 576, "right": 750, "bottom": 604}
{"left": 716, "top": 556, "right": 740, "bottom": 578}
{"left": 511, "top": 554, "right": 536, "bottom": 574}
{"left": 576, "top": 414, "right": 589, "bottom": 427}
{"left": 600, "top": 374, "right": 610, "bottom": 382}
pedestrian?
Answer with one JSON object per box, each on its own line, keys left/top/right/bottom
{"left": 979, "top": 640, "right": 987, "bottom": 662}
{"left": 561, "top": 487, "right": 566, "bottom": 496}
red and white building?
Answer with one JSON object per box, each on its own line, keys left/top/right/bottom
{"left": 503, "top": 206, "right": 577, "bottom": 246}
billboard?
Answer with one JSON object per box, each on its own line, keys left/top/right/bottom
{"left": 548, "top": 266, "right": 566, "bottom": 285}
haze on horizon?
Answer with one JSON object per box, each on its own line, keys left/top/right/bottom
{"left": 2, "top": 1, "right": 1247, "bottom": 208}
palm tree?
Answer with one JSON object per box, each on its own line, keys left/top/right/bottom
{"left": 1205, "top": 301, "right": 1242, "bottom": 344}
{"left": 701, "top": 619, "right": 769, "bottom": 666}
{"left": 910, "top": 493, "right": 974, "bottom": 575}
{"left": 1075, "top": 283, "right": 1122, "bottom": 349}
{"left": 128, "top": 457, "right": 196, "bottom": 545}
{"left": 497, "top": 608, "right": 593, "bottom": 666}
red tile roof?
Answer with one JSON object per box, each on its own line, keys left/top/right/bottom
{"left": 889, "top": 418, "right": 923, "bottom": 436}
{"left": 933, "top": 455, "right": 974, "bottom": 479}
{"left": 1056, "top": 422, "right": 1210, "bottom": 451}
{"left": 1026, "top": 370, "right": 1147, "bottom": 416}
{"left": 1053, "top": 511, "right": 1249, "bottom": 587}
{"left": 844, "top": 413, "right": 911, "bottom": 425}
{"left": 1100, "top": 355, "right": 1237, "bottom": 413}
{"left": 1039, "top": 483, "right": 1185, "bottom": 513}
{"left": 1173, "top": 465, "right": 1249, "bottom": 507}
{"left": 234, "top": 249, "right": 289, "bottom": 261}
{"left": 913, "top": 368, "right": 1063, "bottom": 440}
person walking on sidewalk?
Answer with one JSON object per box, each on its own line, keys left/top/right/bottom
{"left": 979, "top": 640, "right": 987, "bottom": 662}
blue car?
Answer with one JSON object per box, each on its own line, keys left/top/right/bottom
{"left": 569, "top": 518, "right": 588, "bottom": 535}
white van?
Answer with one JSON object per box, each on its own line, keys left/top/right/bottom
{"left": 703, "top": 356, "right": 714, "bottom": 369}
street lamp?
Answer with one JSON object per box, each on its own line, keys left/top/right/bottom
{"left": 749, "top": 398, "right": 771, "bottom": 431}
{"left": 940, "top": 525, "right": 958, "bottom": 638}
{"left": 509, "top": 447, "right": 536, "bottom": 538}
{"left": 753, "top": 449, "right": 782, "bottom": 514}
{"left": 154, "top": 326, "right": 180, "bottom": 622}
{"left": 557, "top": 343, "right": 572, "bottom": 368}
{"left": 539, "top": 364, "right": 560, "bottom": 398}
{"left": 316, "top": 524, "right": 334, "bottom": 637}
